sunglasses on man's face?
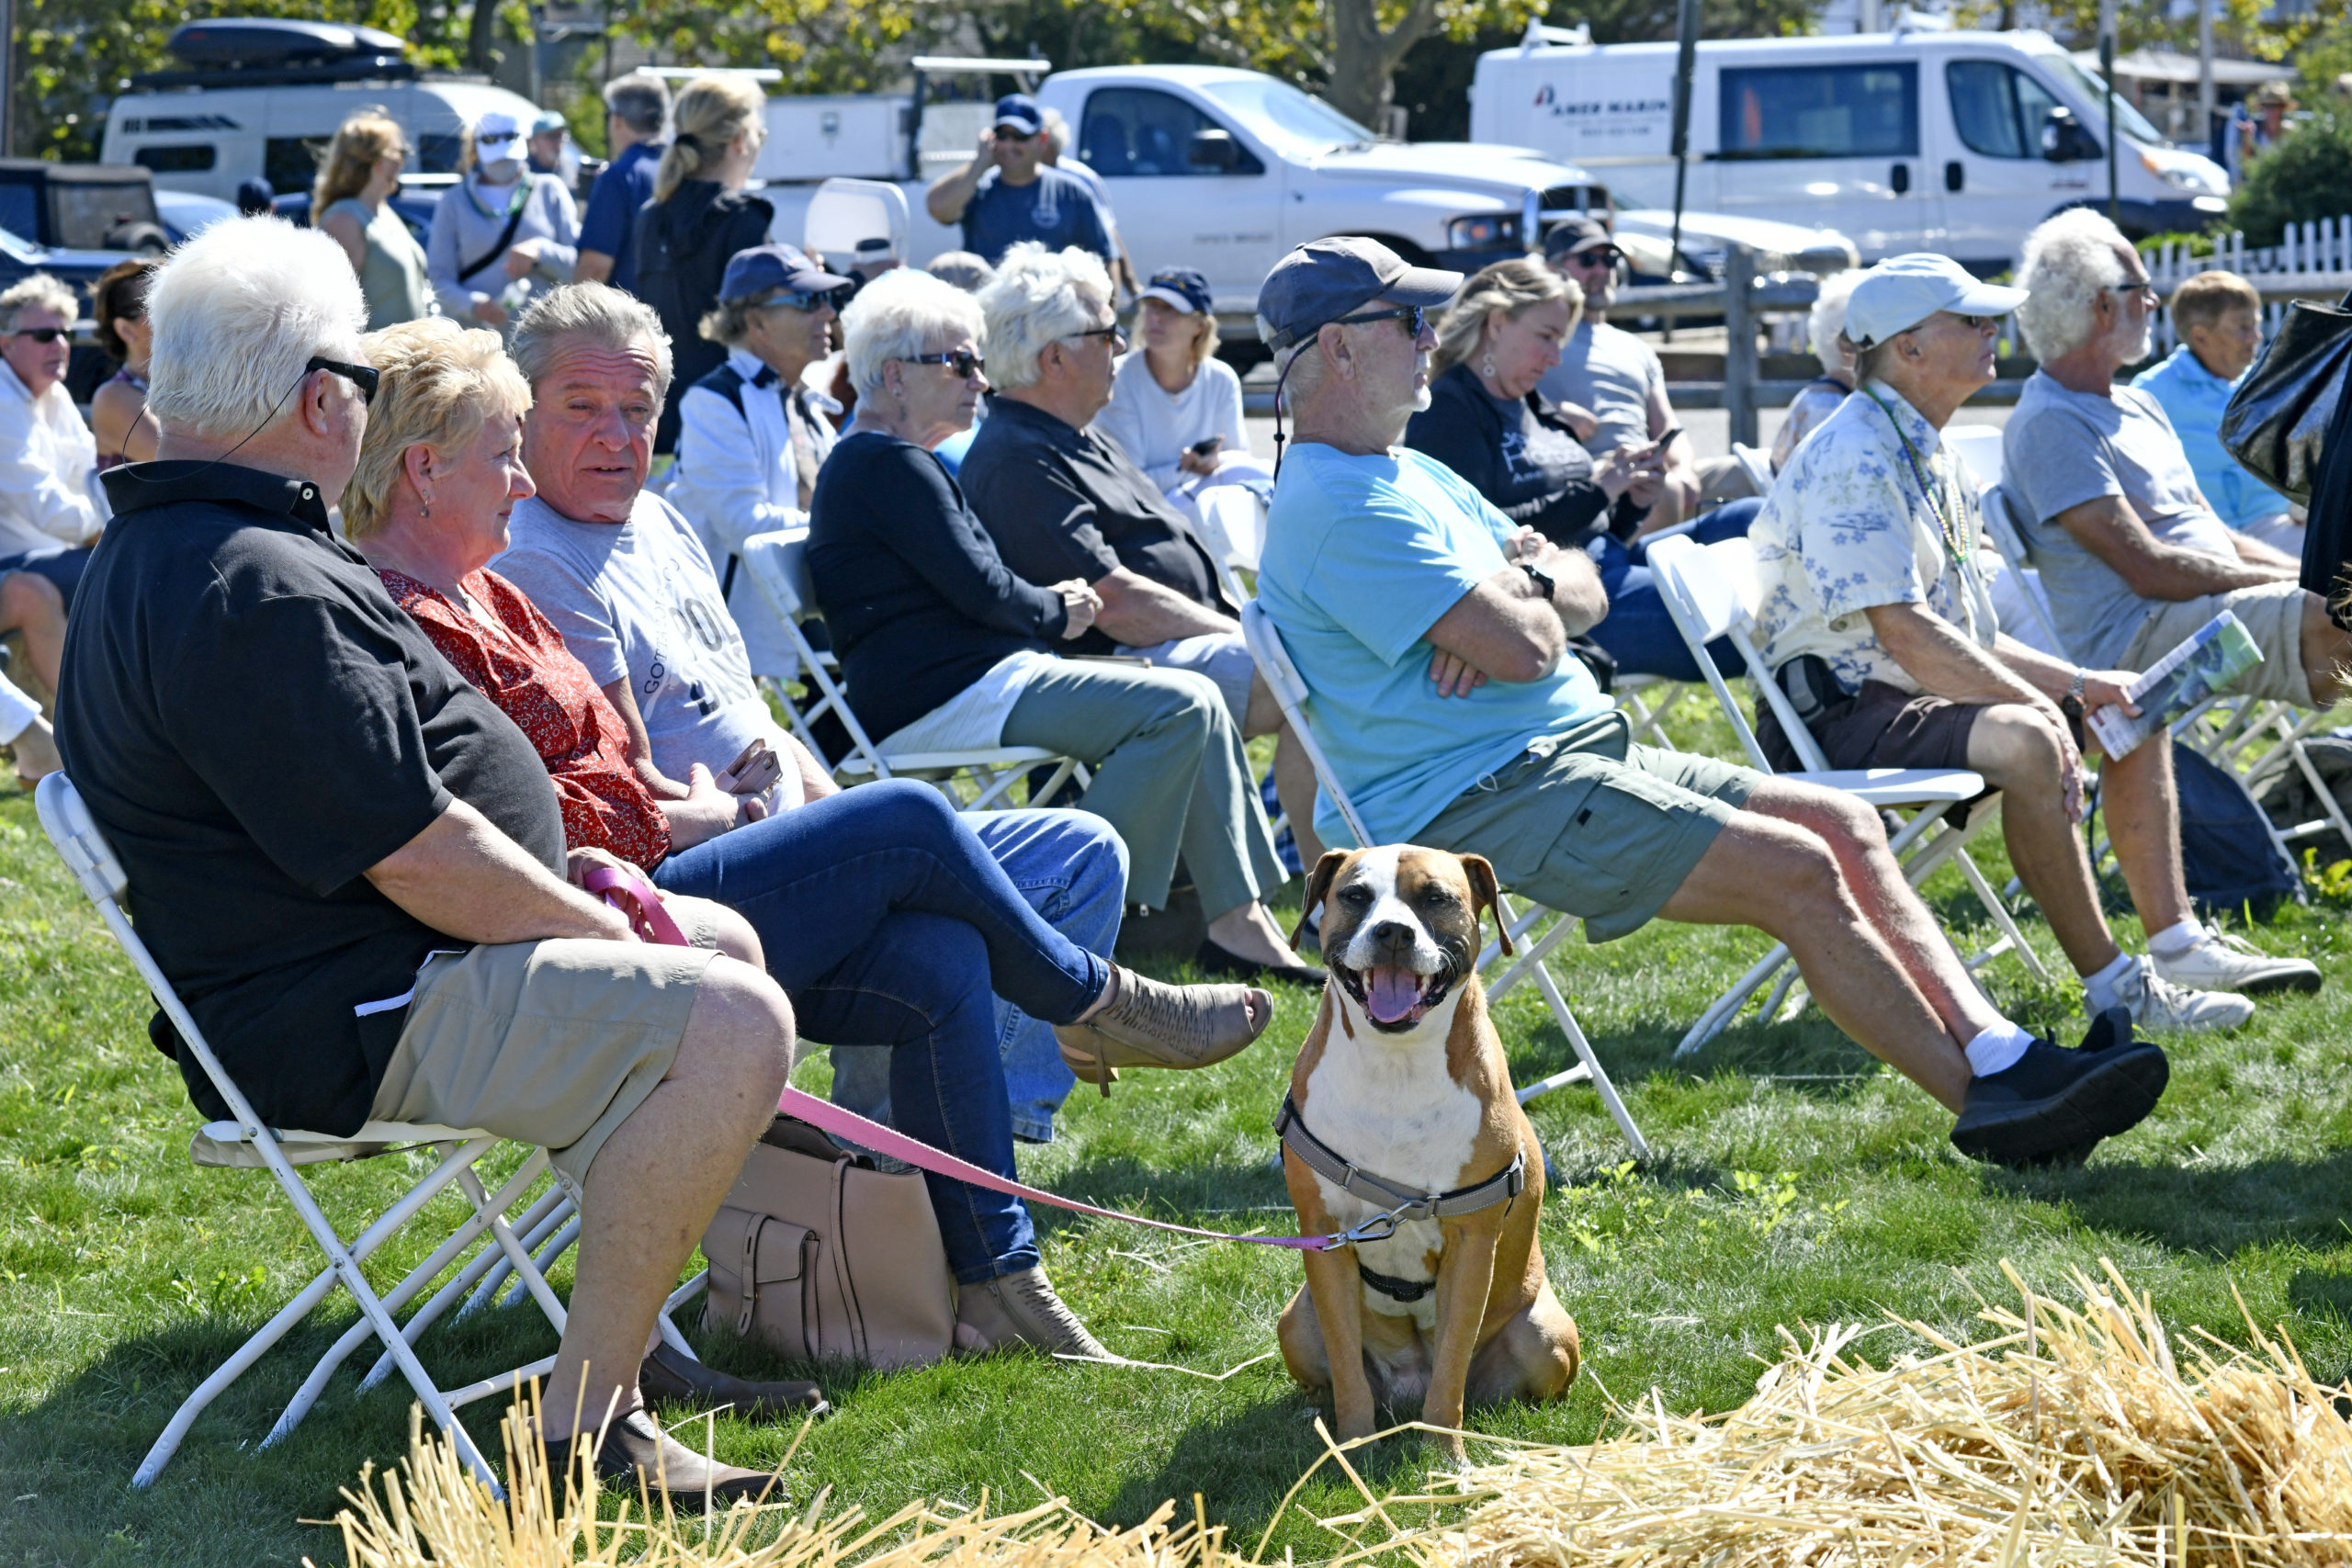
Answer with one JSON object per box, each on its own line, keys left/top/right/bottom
{"left": 1334, "top": 304, "right": 1428, "bottom": 337}
{"left": 307, "top": 355, "right": 379, "bottom": 404}
{"left": 10, "top": 327, "right": 66, "bottom": 344}
{"left": 1066, "top": 321, "right": 1126, "bottom": 346}
{"left": 904, "top": 349, "right": 984, "bottom": 379}
{"left": 1562, "top": 247, "right": 1623, "bottom": 268}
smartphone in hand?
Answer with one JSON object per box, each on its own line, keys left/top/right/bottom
{"left": 718, "top": 739, "right": 782, "bottom": 796}
{"left": 1189, "top": 435, "right": 1223, "bottom": 457}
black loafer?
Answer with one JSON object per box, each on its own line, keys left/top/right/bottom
{"left": 1951, "top": 1009, "right": 2169, "bottom": 1168}
{"left": 639, "top": 1342, "right": 829, "bottom": 1422}
{"left": 541, "top": 1407, "right": 781, "bottom": 1507}
{"left": 1195, "top": 938, "right": 1327, "bottom": 988}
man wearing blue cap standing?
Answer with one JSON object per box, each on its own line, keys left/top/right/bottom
{"left": 925, "top": 95, "right": 1114, "bottom": 268}
{"left": 1751, "top": 254, "right": 2310, "bottom": 1028}
{"left": 1251, "top": 235, "right": 2175, "bottom": 1169}
{"left": 668, "top": 243, "right": 853, "bottom": 676}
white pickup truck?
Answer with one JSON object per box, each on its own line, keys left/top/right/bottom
{"left": 755, "top": 60, "right": 1608, "bottom": 355}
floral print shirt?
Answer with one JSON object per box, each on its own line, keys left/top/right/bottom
{"left": 377, "top": 566, "right": 673, "bottom": 870}
{"left": 1750, "top": 380, "right": 1997, "bottom": 697}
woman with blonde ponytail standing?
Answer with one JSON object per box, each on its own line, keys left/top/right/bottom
{"left": 634, "top": 74, "right": 774, "bottom": 453}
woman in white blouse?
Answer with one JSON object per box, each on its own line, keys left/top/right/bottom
{"left": 1092, "top": 267, "right": 1269, "bottom": 504}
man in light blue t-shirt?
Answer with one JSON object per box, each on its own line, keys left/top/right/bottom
{"left": 1253, "top": 237, "right": 2170, "bottom": 1171}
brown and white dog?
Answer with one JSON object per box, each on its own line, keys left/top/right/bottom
{"left": 1276, "top": 846, "right": 1580, "bottom": 1462}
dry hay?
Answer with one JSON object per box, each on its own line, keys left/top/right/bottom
{"left": 1299, "top": 1259, "right": 2352, "bottom": 1567}
{"left": 311, "top": 1393, "right": 1251, "bottom": 1568}
{"left": 314, "top": 1260, "right": 2352, "bottom": 1568}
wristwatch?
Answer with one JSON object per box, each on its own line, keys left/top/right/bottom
{"left": 2061, "top": 667, "right": 2086, "bottom": 723}
{"left": 1520, "top": 562, "right": 1556, "bottom": 602}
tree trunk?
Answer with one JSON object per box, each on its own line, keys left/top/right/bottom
{"left": 1326, "top": 0, "right": 1443, "bottom": 131}
{"left": 468, "top": 0, "right": 501, "bottom": 75}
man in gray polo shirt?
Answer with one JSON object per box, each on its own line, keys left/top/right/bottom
{"left": 2003, "top": 208, "right": 2351, "bottom": 709}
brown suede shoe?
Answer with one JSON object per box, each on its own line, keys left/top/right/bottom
{"left": 638, "top": 1342, "right": 830, "bottom": 1422}
{"left": 540, "top": 1407, "right": 780, "bottom": 1507}
{"left": 1054, "top": 967, "right": 1271, "bottom": 1092}
{"left": 954, "top": 1267, "right": 1110, "bottom": 1359}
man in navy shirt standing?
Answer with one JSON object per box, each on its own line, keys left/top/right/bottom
{"left": 576, "top": 73, "right": 668, "bottom": 293}
{"left": 925, "top": 94, "right": 1114, "bottom": 267}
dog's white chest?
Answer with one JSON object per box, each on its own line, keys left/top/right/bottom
{"left": 1300, "top": 1036, "right": 1483, "bottom": 1325}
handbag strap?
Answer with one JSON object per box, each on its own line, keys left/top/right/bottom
{"left": 827, "top": 1153, "right": 870, "bottom": 1362}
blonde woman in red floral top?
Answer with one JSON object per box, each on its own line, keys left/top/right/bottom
{"left": 345, "top": 315, "right": 1273, "bottom": 1359}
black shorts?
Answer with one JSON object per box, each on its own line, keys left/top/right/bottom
{"left": 1757, "top": 678, "right": 1984, "bottom": 775}
{"left": 0, "top": 546, "right": 93, "bottom": 612}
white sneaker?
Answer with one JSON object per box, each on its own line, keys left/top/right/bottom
{"left": 2106, "top": 958, "right": 2255, "bottom": 1034}
{"left": 2151, "top": 931, "right": 2323, "bottom": 997}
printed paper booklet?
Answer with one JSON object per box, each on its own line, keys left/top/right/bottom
{"left": 2085, "top": 612, "right": 2263, "bottom": 759}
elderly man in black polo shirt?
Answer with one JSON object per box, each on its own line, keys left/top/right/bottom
{"left": 958, "top": 241, "right": 1321, "bottom": 864}
{"left": 55, "top": 216, "right": 795, "bottom": 1502}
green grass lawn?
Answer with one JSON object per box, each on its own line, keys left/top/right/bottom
{"left": 3, "top": 724, "right": 2350, "bottom": 1565}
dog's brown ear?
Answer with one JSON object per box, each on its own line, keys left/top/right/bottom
{"left": 1460, "top": 854, "right": 1510, "bottom": 957}
{"left": 1291, "top": 849, "right": 1350, "bottom": 950}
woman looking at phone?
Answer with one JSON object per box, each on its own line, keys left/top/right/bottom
{"left": 346, "top": 317, "right": 1275, "bottom": 1364}
{"left": 1093, "top": 267, "right": 1269, "bottom": 504}
{"left": 1406, "top": 258, "right": 1758, "bottom": 683}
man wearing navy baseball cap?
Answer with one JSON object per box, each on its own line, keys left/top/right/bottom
{"left": 1251, "top": 236, "right": 2176, "bottom": 1169}
{"left": 924, "top": 93, "right": 1115, "bottom": 266}
{"left": 1752, "top": 251, "right": 2305, "bottom": 1030}
{"left": 667, "top": 243, "right": 853, "bottom": 674}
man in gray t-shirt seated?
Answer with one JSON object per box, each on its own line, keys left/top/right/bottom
{"left": 1535, "top": 218, "right": 1753, "bottom": 531}
{"left": 2002, "top": 209, "right": 2350, "bottom": 709}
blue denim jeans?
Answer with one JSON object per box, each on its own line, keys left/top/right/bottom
{"left": 650, "top": 781, "right": 1113, "bottom": 1281}
{"left": 1586, "top": 498, "right": 1761, "bottom": 682}
{"left": 828, "top": 807, "right": 1127, "bottom": 1143}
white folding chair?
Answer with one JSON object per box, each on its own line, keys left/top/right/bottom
{"left": 737, "top": 528, "right": 1090, "bottom": 811}
{"left": 1729, "top": 442, "right": 1774, "bottom": 497}
{"left": 1645, "top": 534, "right": 2052, "bottom": 1055}
{"left": 1238, "top": 601, "right": 1650, "bottom": 1159}
{"left": 30, "top": 774, "right": 612, "bottom": 1495}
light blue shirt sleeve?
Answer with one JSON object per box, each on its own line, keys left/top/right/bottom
{"left": 1295, "top": 457, "right": 1504, "bottom": 669}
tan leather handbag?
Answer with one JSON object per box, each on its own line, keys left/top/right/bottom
{"left": 701, "top": 1115, "right": 956, "bottom": 1370}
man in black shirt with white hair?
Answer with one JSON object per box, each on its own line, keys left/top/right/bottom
{"left": 59, "top": 215, "right": 797, "bottom": 1501}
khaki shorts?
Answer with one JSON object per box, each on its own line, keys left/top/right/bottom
{"left": 1416, "top": 709, "right": 1760, "bottom": 942}
{"left": 2120, "top": 580, "right": 2312, "bottom": 707}
{"left": 370, "top": 923, "right": 724, "bottom": 1187}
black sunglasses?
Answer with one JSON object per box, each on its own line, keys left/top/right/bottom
{"left": 1065, "top": 321, "right": 1126, "bottom": 345}
{"left": 306, "top": 355, "right": 379, "bottom": 404}
{"left": 903, "top": 349, "right": 984, "bottom": 379}
{"left": 1561, "top": 246, "right": 1624, "bottom": 266}
{"left": 758, "top": 288, "right": 844, "bottom": 313}
{"left": 10, "top": 327, "right": 66, "bottom": 344}
{"left": 1334, "top": 304, "right": 1428, "bottom": 336}
{"left": 2106, "top": 280, "right": 2159, "bottom": 300}
{"left": 994, "top": 127, "right": 1039, "bottom": 142}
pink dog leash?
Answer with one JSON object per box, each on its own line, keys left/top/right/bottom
{"left": 582, "top": 863, "right": 1415, "bottom": 1254}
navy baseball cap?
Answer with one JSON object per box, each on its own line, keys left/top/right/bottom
{"left": 1140, "top": 267, "right": 1214, "bottom": 316}
{"left": 1542, "top": 216, "right": 1618, "bottom": 259}
{"left": 1256, "top": 237, "right": 1463, "bottom": 352}
{"left": 719, "top": 243, "right": 852, "bottom": 304}
{"left": 992, "top": 94, "right": 1046, "bottom": 136}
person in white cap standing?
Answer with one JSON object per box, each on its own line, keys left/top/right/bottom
{"left": 1749, "top": 253, "right": 2316, "bottom": 1026}
{"left": 425, "top": 108, "right": 580, "bottom": 333}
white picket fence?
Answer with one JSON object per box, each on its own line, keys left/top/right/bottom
{"left": 2143, "top": 216, "right": 2352, "bottom": 356}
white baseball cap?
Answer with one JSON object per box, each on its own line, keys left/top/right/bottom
{"left": 473, "top": 110, "right": 523, "bottom": 148}
{"left": 1843, "top": 254, "right": 2028, "bottom": 350}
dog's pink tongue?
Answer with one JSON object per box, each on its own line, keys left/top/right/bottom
{"left": 1365, "top": 964, "right": 1421, "bottom": 1024}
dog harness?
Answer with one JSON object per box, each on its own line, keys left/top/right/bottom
{"left": 1273, "top": 1095, "right": 1525, "bottom": 1302}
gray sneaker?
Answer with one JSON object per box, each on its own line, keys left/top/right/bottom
{"left": 954, "top": 1267, "right": 1109, "bottom": 1359}
{"left": 2151, "top": 931, "right": 2323, "bottom": 997}
{"left": 2109, "top": 957, "right": 2255, "bottom": 1033}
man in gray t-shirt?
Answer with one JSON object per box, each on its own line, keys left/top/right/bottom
{"left": 2001, "top": 207, "right": 2346, "bottom": 709}
{"left": 1536, "top": 218, "right": 1754, "bottom": 529}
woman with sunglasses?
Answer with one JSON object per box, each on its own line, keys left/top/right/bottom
{"left": 810, "top": 269, "right": 1302, "bottom": 1047}
{"left": 91, "top": 258, "right": 161, "bottom": 472}
{"left": 314, "top": 109, "right": 434, "bottom": 332}
{"left": 0, "top": 273, "right": 103, "bottom": 694}
{"left": 666, "top": 243, "right": 849, "bottom": 678}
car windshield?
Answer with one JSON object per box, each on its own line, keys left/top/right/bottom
{"left": 2032, "top": 52, "right": 2169, "bottom": 147}
{"left": 1200, "top": 77, "right": 1377, "bottom": 154}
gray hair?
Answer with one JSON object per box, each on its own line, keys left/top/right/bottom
{"left": 146, "top": 217, "right": 366, "bottom": 438}
{"left": 1261, "top": 325, "right": 1329, "bottom": 415}
{"left": 604, "top": 72, "right": 669, "bottom": 137}
{"left": 1807, "top": 269, "right": 1865, "bottom": 369}
{"left": 512, "top": 282, "right": 673, "bottom": 400}
{"left": 2015, "top": 208, "right": 2129, "bottom": 361}
{"left": 0, "top": 273, "right": 80, "bottom": 334}
{"left": 840, "top": 266, "right": 983, "bottom": 402}
{"left": 977, "top": 242, "right": 1111, "bottom": 392}
{"left": 925, "top": 251, "right": 996, "bottom": 294}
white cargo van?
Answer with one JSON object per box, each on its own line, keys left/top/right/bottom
{"left": 101, "top": 18, "right": 547, "bottom": 204}
{"left": 1470, "top": 22, "right": 2230, "bottom": 270}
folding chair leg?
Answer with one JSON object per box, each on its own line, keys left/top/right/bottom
{"left": 491, "top": 1211, "right": 580, "bottom": 1314}
{"left": 1524, "top": 954, "right": 1650, "bottom": 1159}
{"left": 355, "top": 1191, "right": 570, "bottom": 1395}
{"left": 1674, "top": 942, "right": 1793, "bottom": 1059}
{"left": 657, "top": 1269, "right": 710, "bottom": 1359}
{"left": 468, "top": 1190, "right": 573, "bottom": 1316}
{"left": 1949, "top": 846, "right": 2052, "bottom": 984}
{"left": 136, "top": 1260, "right": 347, "bottom": 1488}
{"left": 272, "top": 1149, "right": 554, "bottom": 1443}
{"left": 444, "top": 1354, "right": 559, "bottom": 1413}
{"left": 1485, "top": 908, "right": 1579, "bottom": 1000}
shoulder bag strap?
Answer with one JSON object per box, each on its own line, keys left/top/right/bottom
{"left": 457, "top": 193, "right": 530, "bottom": 286}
